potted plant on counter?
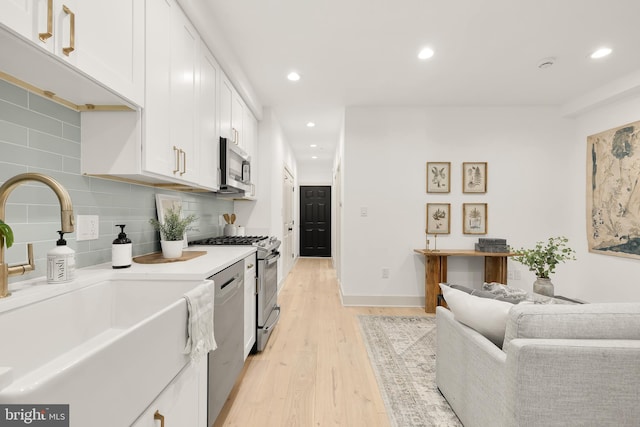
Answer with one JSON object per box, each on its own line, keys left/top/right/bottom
{"left": 149, "top": 206, "right": 197, "bottom": 259}
{"left": 512, "top": 236, "right": 576, "bottom": 296}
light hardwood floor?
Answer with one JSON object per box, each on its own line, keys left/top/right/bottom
{"left": 214, "top": 257, "right": 429, "bottom": 427}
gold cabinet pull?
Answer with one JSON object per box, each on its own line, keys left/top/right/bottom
{"left": 179, "top": 149, "right": 186, "bottom": 176}
{"left": 39, "top": 0, "right": 53, "bottom": 42}
{"left": 153, "top": 410, "right": 165, "bottom": 427}
{"left": 173, "top": 146, "right": 180, "bottom": 174}
{"left": 232, "top": 128, "right": 239, "bottom": 145}
{"left": 62, "top": 5, "right": 75, "bottom": 56}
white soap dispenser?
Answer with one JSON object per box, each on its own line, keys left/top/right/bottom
{"left": 47, "top": 231, "right": 76, "bottom": 283}
{"left": 112, "top": 224, "right": 132, "bottom": 269}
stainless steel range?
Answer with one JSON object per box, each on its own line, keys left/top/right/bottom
{"left": 190, "top": 235, "right": 281, "bottom": 352}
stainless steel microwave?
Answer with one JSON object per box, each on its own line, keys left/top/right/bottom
{"left": 219, "top": 137, "right": 252, "bottom": 194}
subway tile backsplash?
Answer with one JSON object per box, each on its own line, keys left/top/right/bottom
{"left": 0, "top": 79, "right": 232, "bottom": 283}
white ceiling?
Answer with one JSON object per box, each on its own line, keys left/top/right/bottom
{"left": 202, "top": 0, "right": 640, "bottom": 170}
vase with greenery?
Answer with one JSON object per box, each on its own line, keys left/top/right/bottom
{"left": 512, "top": 236, "right": 576, "bottom": 296}
{"left": 149, "top": 206, "right": 197, "bottom": 258}
{"left": 0, "top": 220, "right": 14, "bottom": 249}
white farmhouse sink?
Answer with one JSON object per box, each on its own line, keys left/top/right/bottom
{"left": 0, "top": 277, "right": 211, "bottom": 427}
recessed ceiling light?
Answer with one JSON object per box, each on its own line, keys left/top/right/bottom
{"left": 310, "top": 144, "right": 317, "bottom": 148}
{"left": 311, "top": 156, "right": 318, "bottom": 159}
{"left": 306, "top": 122, "right": 315, "bottom": 127}
{"left": 591, "top": 47, "right": 612, "bottom": 59}
{"left": 418, "top": 47, "right": 434, "bottom": 60}
{"left": 287, "top": 71, "right": 301, "bottom": 81}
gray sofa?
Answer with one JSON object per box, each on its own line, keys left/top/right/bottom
{"left": 436, "top": 303, "right": 640, "bottom": 427}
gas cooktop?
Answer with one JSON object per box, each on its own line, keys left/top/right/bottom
{"left": 189, "top": 236, "right": 268, "bottom": 246}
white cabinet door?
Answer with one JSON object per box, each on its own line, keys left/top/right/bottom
{"left": 74, "top": 0, "right": 144, "bottom": 106}
{"left": 231, "top": 92, "right": 244, "bottom": 148}
{"left": 241, "top": 109, "right": 258, "bottom": 199}
{"left": 243, "top": 253, "right": 257, "bottom": 359}
{"left": 143, "top": 0, "right": 173, "bottom": 179}
{"left": 220, "top": 72, "right": 246, "bottom": 147}
{"left": 0, "top": 0, "right": 33, "bottom": 40}
{"left": 219, "top": 73, "right": 233, "bottom": 141}
{"left": 0, "top": 0, "right": 143, "bottom": 106}
{"left": 131, "top": 359, "right": 206, "bottom": 427}
{"left": 144, "top": 0, "right": 199, "bottom": 185}
{"left": 170, "top": 7, "right": 199, "bottom": 184}
{"left": 199, "top": 47, "right": 220, "bottom": 190}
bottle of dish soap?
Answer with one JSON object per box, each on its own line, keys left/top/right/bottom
{"left": 112, "top": 224, "right": 132, "bottom": 269}
{"left": 47, "top": 231, "right": 76, "bottom": 283}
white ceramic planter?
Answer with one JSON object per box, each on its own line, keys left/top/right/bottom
{"left": 160, "top": 240, "right": 183, "bottom": 259}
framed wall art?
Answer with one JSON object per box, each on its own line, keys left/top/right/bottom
{"left": 426, "top": 162, "right": 451, "bottom": 193}
{"left": 154, "top": 193, "right": 188, "bottom": 248}
{"left": 463, "top": 162, "right": 487, "bottom": 193}
{"left": 587, "top": 120, "right": 640, "bottom": 260}
{"left": 463, "top": 203, "right": 487, "bottom": 234}
{"left": 426, "top": 203, "right": 451, "bottom": 234}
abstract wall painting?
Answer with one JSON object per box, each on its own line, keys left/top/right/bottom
{"left": 587, "top": 120, "right": 640, "bottom": 259}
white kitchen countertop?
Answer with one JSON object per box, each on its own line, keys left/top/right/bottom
{"left": 1, "top": 246, "right": 256, "bottom": 313}
{"left": 90, "top": 245, "right": 257, "bottom": 280}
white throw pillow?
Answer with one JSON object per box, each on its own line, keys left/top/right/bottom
{"left": 439, "top": 283, "right": 513, "bottom": 347}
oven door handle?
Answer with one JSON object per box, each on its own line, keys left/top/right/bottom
{"left": 265, "top": 252, "right": 280, "bottom": 266}
{"left": 263, "top": 306, "right": 280, "bottom": 331}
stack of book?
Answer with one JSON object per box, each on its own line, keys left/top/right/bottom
{"left": 475, "top": 238, "right": 510, "bottom": 253}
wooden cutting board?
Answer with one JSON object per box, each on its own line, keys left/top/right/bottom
{"left": 133, "top": 250, "right": 207, "bottom": 264}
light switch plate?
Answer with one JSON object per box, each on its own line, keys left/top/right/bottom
{"left": 76, "top": 215, "right": 99, "bottom": 241}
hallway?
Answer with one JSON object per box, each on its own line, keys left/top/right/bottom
{"left": 214, "top": 258, "right": 427, "bottom": 426}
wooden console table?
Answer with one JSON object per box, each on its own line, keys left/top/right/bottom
{"left": 413, "top": 249, "right": 518, "bottom": 313}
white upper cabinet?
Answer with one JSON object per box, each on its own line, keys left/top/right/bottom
{"left": 73, "top": 0, "right": 144, "bottom": 106}
{"left": 199, "top": 47, "right": 221, "bottom": 190}
{"left": 220, "top": 72, "right": 245, "bottom": 148}
{"left": 0, "top": 0, "right": 144, "bottom": 107}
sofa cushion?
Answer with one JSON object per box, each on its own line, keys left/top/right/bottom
{"left": 448, "top": 283, "right": 522, "bottom": 304}
{"left": 439, "top": 283, "right": 514, "bottom": 347}
{"left": 503, "top": 303, "right": 640, "bottom": 349}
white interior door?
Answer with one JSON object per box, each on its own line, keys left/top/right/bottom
{"left": 283, "top": 167, "right": 295, "bottom": 276}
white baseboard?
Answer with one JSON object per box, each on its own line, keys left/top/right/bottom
{"left": 340, "top": 293, "right": 424, "bottom": 307}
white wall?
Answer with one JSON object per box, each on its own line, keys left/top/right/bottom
{"left": 564, "top": 92, "right": 640, "bottom": 302}
{"left": 298, "top": 159, "right": 333, "bottom": 185}
{"left": 234, "top": 108, "right": 298, "bottom": 284}
{"left": 340, "top": 106, "right": 583, "bottom": 305}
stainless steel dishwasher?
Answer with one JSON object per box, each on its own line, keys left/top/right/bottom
{"left": 208, "top": 260, "right": 244, "bottom": 426}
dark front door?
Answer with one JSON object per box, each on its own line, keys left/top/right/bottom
{"left": 300, "top": 186, "right": 331, "bottom": 257}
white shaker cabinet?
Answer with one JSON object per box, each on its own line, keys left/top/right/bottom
{"left": 198, "top": 46, "right": 221, "bottom": 190}
{"left": 145, "top": 0, "right": 199, "bottom": 185}
{"left": 0, "top": 0, "right": 144, "bottom": 107}
{"left": 243, "top": 253, "right": 257, "bottom": 359}
{"left": 220, "top": 72, "right": 245, "bottom": 148}
{"left": 83, "top": 0, "right": 219, "bottom": 190}
{"left": 240, "top": 109, "right": 258, "bottom": 199}
{"left": 131, "top": 358, "right": 206, "bottom": 427}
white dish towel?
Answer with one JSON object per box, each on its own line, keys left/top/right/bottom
{"left": 183, "top": 280, "right": 217, "bottom": 361}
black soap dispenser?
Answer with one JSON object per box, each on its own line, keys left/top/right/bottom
{"left": 112, "top": 224, "right": 132, "bottom": 269}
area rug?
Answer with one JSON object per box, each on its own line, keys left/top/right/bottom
{"left": 358, "top": 315, "right": 462, "bottom": 427}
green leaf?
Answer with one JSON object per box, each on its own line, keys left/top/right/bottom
{"left": 0, "top": 220, "right": 14, "bottom": 248}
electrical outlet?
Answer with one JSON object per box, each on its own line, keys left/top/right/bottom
{"left": 514, "top": 270, "right": 521, "bottom": 280}
{"left": 508, "top": 271, "right": 514, "bottom": 280}
{"left": 76, "top": 215, "right": 99, "bottom": 241}
{"left": 360, "top": 207, "right": 368, "bottom": 217}
{"left": 381, "top": 268, "right": 390, "bottom": 279}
